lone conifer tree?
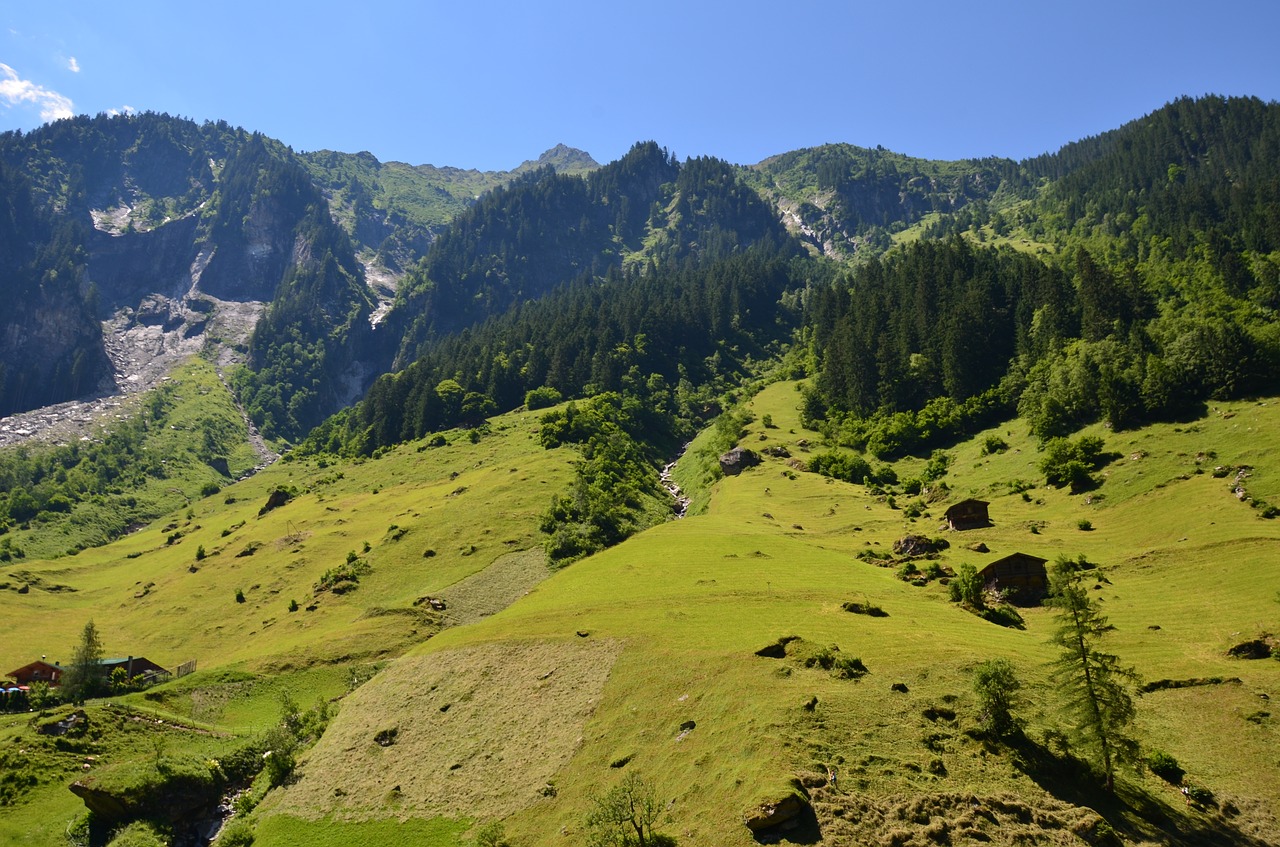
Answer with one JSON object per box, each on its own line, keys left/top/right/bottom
{"left": 1049, "top": 565, "right": 1138, "bottom": 790}
{"left": 65, "top": 619, "right": 104, "bottom": 704}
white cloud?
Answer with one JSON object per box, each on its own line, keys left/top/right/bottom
{"left": 106, "top": 105, "right": 137, "bottom": 118}
{"left": 0, "top": 63, "right": 73, "bottom": 122}
{"left": 68, "top": 56, "right": 80, "bottom": 73}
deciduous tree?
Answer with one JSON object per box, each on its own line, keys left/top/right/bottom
{"left": 586, "top": 771, "right": 674, "bottom": 847}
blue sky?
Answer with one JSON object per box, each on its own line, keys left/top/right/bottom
{"left": 4, "top": 2, "right": 1279, "bottom": 171}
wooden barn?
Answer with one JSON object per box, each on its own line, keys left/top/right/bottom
{"left": 978, "top": 553, "right": 1049, "bottom": 604}
{"left": 944, "top": 498, "right": 991, "bottom": 530}
{"left": 98, "top": 656, "right": 170, "bottom": 684}
{"left": 6, "top": 659, "right": 63, "bottom": 687}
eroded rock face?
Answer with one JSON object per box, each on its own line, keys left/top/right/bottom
{"left": 744, "top": 790, "right": 811, "bottom": 833}
{"left": 70, "top": 770, "right": 218, "bottom": 825}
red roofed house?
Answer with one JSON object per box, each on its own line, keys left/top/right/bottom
{"left": 7, "top": 660, "right": 63, "bottom": 688}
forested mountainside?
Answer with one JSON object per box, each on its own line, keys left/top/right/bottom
{"left": 801, "top": 95, "right": 1280, "bottom": 462}
{"left": 328, "top": 95, "right": 1278, "bottom": 459}
{"left": 0, "top": 159, "right": 111, "bottom": 414}
{"left": 0, "top": 115, "right": 373, "bottom": 438}
{"left": 376, "top": 142, "right": 789, "bottom": 366}
{"left": 299, "top": 143, "right": 599, "bottom": 272}
{"left": 2, "top": 96, "right": 1277, "bottom": 461}
{"left": 745, "top": 144, "right": 1023, "bottom": 255}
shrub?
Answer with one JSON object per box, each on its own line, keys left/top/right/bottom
{"left": 525, "top": 386, "right": 563, "bottom": 410}
{"left": 973, "top": 658, "right": 1022, "bottom": 738}
{"left": 217, "top": 818, "right": 255, "bottom": 847}
{"left": 315, "top": 556, "right": 371, "bottom": 593}
{"left": 808, "top": 451, "right": 871, "bottom": 485}
{"left": 949, "top": 564, "right": 984, "bottom": 608}
{"left": 235, "top": 589, "right": 245, "bottom": 603}
{"left": 1040, "top": 435, "right": 1108, "bottom": 493}
{"left": 981, "top": 435, "right": 1008, "bottom": 455}
{"left": 262, "top": 727, "right": 297, "bottom": 787}
{"left": 1146, "top": 750, "right": 1185, "bottom": 783}
{"left": 474, "top": 821, "right": 511, "bottom": 847}
{"left": 872, "top": 465, "right": 898, "bottom": 486}
{"left": 922, "top": 451, "right": 950, "bottom": 481}
{"left": 1077, "top": 519, "right": 1093, "bottom": 531}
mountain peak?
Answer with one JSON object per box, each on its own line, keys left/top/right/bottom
{"left": 519, "top": 144, "right": 599, "bottom": 175}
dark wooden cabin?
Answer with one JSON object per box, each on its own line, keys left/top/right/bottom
{"left": 944, "top": 498, "right": 990, "bottom": 530}
{"left": 977, "top": 552, "right": 1049, "bottom": 604}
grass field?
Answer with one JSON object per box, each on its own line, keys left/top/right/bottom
{"left": 1, "top": 380, "right": 1278, "bottom": 846}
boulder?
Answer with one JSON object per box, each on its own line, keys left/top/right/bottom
{"left": 893, "top": 534, "right": 947, "bottom": 557}
{"left": 743, "top": 789, "right": 811, "bottom": 833}
{"left": 719, "top": 447, "right": 761, "bottom": 476}
{"left": 258, "top": 489, "right": 292, "bottom": 517}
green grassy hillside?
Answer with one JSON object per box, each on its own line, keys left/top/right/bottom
{"left": 2, "top": 382, "right": 1278, "bottom": 846}
{"left": 251, "top": 383, "right": 1280, "bottom": 846}
{"left": 0, "top": 400, "right": 579, "bottom": 846}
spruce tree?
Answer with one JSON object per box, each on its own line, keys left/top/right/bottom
{"left": 1048, "top": 567, "right": 1139, "bottom": 790}
{"left": 65, "top": 619, "right": 105, "bottom": 704}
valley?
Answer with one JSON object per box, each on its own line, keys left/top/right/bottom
{"left": 0, "top": 95, "right": 1278, "bottom": 846}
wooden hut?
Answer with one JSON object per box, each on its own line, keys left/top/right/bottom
{"left": 977, "top": 553, "right": 1048, "bottom": 604}
{"left": 944, "top": 498, "right": 990, "bottom": 530}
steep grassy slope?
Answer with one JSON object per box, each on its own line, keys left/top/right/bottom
{"left": 249, "top": 383, "right": 1280, "bottom": 846}
{"left": 0, "top": 357, "right": 260, "bottom": 560}
{"left": 0, "top": 407, "right": 575, "bottom": 674}
{"left": 2, "top": 384, "right": 1278, "bottom": 846}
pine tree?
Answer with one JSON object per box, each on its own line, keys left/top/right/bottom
{"left": 65, "top": 619, "right": 104, "bottom": 704}
{"left": 1049, "top": 566, "right": 1139, "bottom": 790}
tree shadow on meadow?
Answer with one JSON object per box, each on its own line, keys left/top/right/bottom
{"left": 1006, "top": 733, "right": 1274, "bottom": 847}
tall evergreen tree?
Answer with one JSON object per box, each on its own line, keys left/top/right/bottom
{"left": 65, "top": 619, "right": 105, "bottom": 704}
{"left": 1048, "top": 564, "right": 1139, "bottom": 791}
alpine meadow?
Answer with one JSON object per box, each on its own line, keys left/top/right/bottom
{"left": 1, "top": 94, "right": 1279, "bottom": 847}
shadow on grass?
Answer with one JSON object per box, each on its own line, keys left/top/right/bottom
{"left": 751, "top": 803, "right": 822, "bottom": 845}
{"left": 1006, "top": 733, "right": 1272, "bottom": 846}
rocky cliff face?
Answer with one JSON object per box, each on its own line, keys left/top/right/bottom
{"left": 0, "top": 270, "right": 113, "bottom": 414}
{"left": 0, "top": 115, "right": 384, "bottom": 437}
